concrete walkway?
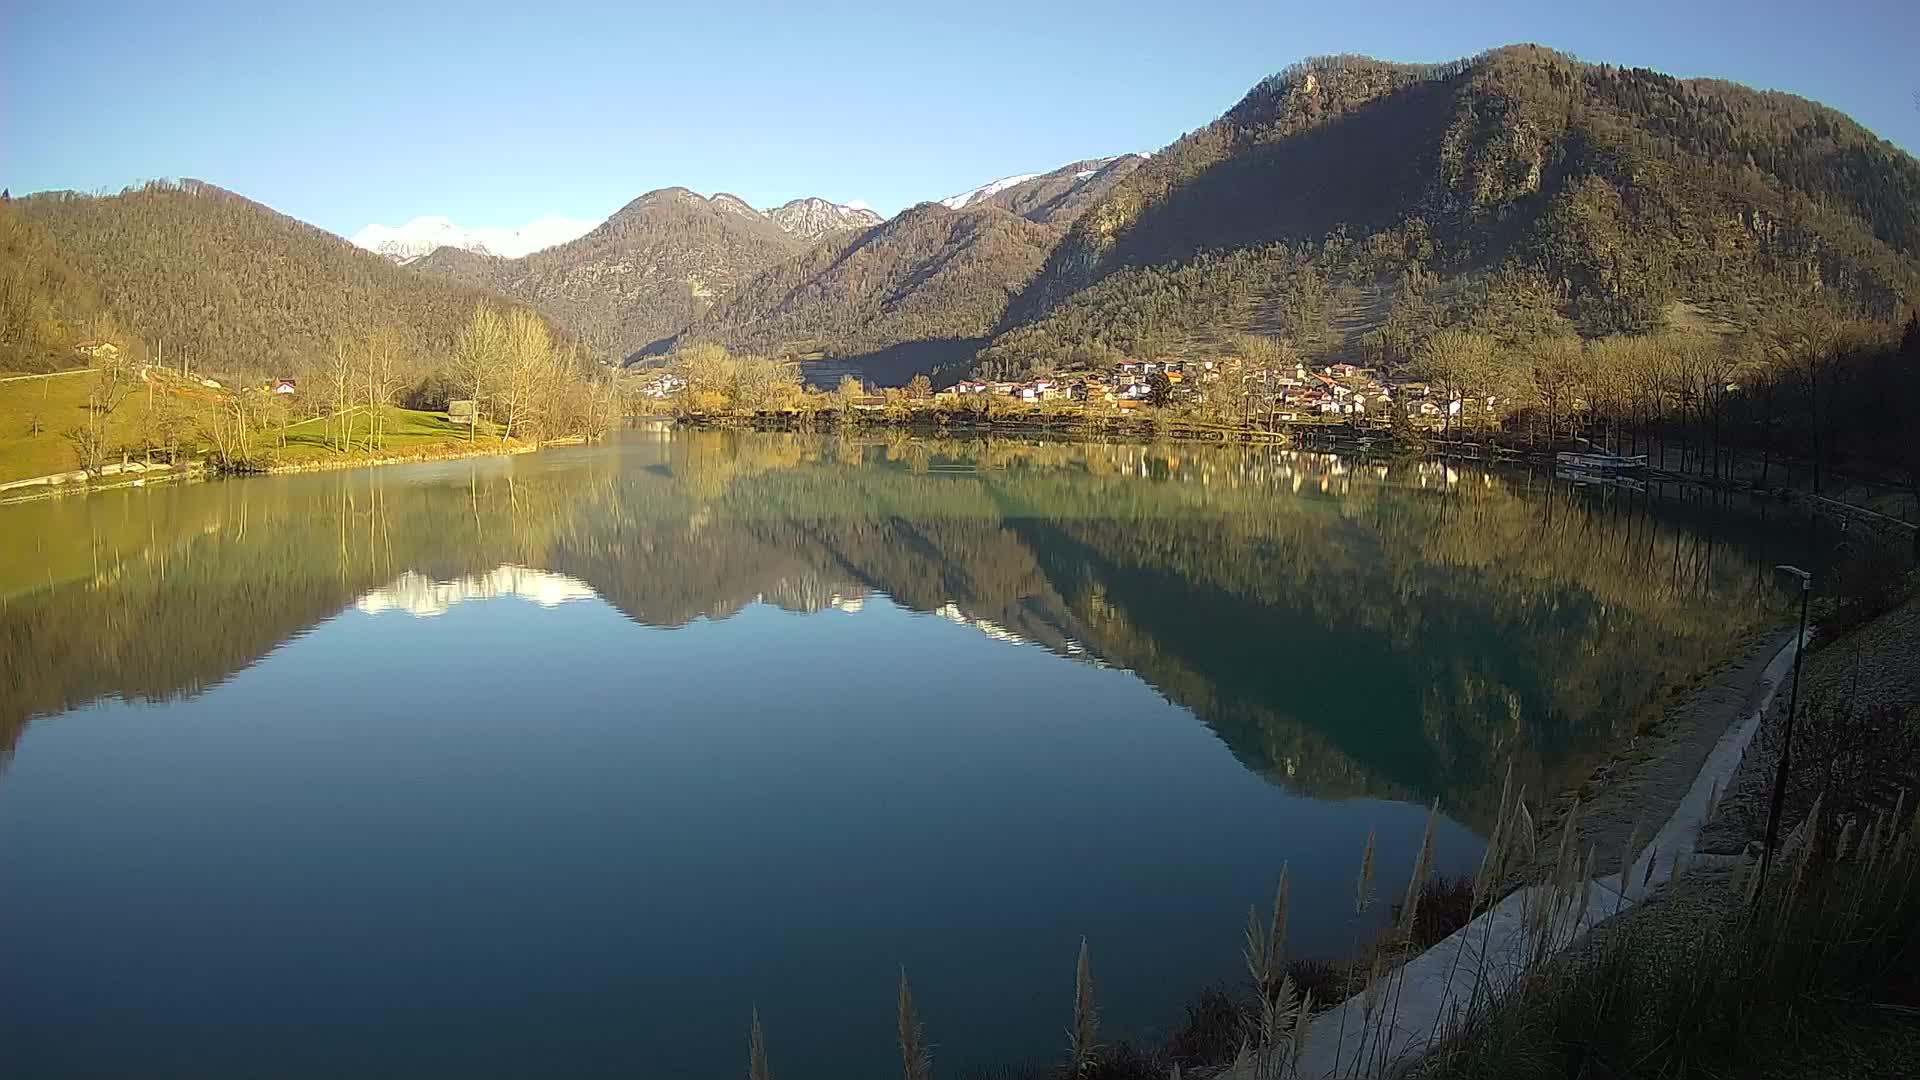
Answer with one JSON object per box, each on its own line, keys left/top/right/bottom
{"left": 0, "top": 458, "right": 195, "bottom": 494}
{"left": 0, "top": 367, "right": 94, "bottom": 384}
{"left": 1231, "top": 634, "right": 1802, "bottom": 1079}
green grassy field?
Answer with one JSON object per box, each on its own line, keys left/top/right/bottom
{"left": 2, "top": 371, "right": 507, "bottom": 484}
{"left": 0, "top": 371, "right": 163, "bottom": 484}
{"left": 275, "top": 405, "right": 504, "bottom": 466}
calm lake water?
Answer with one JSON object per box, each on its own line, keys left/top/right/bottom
{"left": 0, "top": 430, "right": 1818, "bottom": 1078}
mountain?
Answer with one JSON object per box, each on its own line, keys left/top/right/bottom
{"left": 350, "top": 214, "right": 598, "bottom": 263}
{"left": 665, "top": 158, "right": 1150, "bottom": 377}
{"left": 763, "top": 197, "right": 883, "bottom": 240}
{"left": 672, "top": 201, "right": 1060, "bottom": 378}
{"left": 941, "top": 173, "right": 1042, "bottom": 210}
{"left": 10, "top": 180, "right": 547, "bottom": 379}
{"left": 411, "top": 188, "right": 818, "bottom": 359}
{"left": 947, "top": 155, "right": 1148, "bottom": 224}
{"left": 983, "top": 47, "right": 1920, "bottom": 375}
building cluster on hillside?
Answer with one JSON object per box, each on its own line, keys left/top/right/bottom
{"left": 945, "top": 359, "right": 1219, "bottom": 407}
{"left": 636, "top": 371, "right": 686, "bottom": 399}
{"left": 943, "top": 358, "right": 1499, "bottom": 423}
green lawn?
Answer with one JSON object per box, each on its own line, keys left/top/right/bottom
{"left": 274, "top": 405, "right": 504, "bottom": 465}
{"left": 2, "top": 374, "right": 506, "bottom": 485}
{"left": 0, "top": 371, "right": 162, "bottom": 484}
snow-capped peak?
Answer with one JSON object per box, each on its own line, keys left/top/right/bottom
{"left": 940, "top": 173, "right": 1040, "bottom": 210}
{"left": 350, "top": 214, "right": 599, "bottom": 263}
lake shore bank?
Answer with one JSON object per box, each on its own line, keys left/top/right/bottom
{"left": 0, "top": 435, "right": 601, "bottom": 502}
{"left": 693, "top": 411, "right": 1918, "bottom": 545}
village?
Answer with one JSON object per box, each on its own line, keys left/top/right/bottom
{"left": 633, "top": 354, "right": 1503, "bottom": 429}
{"left": 943, "top": 358, "right": 1500, "bottom": 426}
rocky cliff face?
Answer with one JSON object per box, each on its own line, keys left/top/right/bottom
{"left": 764, "top": 197, "right": 883, "bottom": 240}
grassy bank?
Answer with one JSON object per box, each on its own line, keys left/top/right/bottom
{"left": 0, "top": 368, "right": 530, "bottom": 487}
{"left": 0, "top": 369, "right": 157, "bottom": 482}
{"left": 268, "top": 405, "right": 520, "bottom": 470}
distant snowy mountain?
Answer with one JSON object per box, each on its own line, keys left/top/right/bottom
{"left": 350, "top": 214, "right": 598, "bottom": 263}
{"left": 940, "top": 173, "right": 1041, "bottom": 210}
{"left": 935, "top": 156, "right": 1148, "bottom": 224}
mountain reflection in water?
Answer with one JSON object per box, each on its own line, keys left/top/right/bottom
{"left": 0, "top": 430, "right": 1821, "bottom": 1079}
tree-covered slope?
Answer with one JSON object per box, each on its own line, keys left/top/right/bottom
{"left": 987, "top": 46, "right": 1920, "bottom": 374}
{"left": 958, "top": 155, "right": 1149, "bottom": 224}
{"left": 671, "top": 202, "right": 1063, "bottom": 360}
{"left": 0, "top": 200, "right": 121, "bottom": 372}
{"left": 12, "top": 180, "right": 521, "bottom": 378}
{"left": 414, "top": 188, "right": 812, "bottom": 361}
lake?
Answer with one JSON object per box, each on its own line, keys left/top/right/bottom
{"left": 0, "top": 429, "right": 1816, "bottom": 1078}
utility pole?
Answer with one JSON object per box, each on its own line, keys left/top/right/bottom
{"left": 1754, "top": 564, "right": 1813, "bottom": 915}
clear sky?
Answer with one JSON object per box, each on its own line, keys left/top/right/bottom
{"left": 4, "top": 0, "right": 1916, "bottom": 238}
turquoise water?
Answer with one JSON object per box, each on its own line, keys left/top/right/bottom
{"left": 0, "top": 431, "right": 1814, "bottom": 1077}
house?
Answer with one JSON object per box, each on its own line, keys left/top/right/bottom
{"left": 272, "top": 378, "right": 297, "bottom": 395}
{"left": 1324, "top": 362, "right": 1361, "bottom": 379}
{"left": 638, "top": 373, "right": 686, "bottom": 399}
{"left": 74, "top": 340, "right": 121, "bottom": 359}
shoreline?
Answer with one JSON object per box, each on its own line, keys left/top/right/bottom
{"left": 0, "top": 436, "right": 598, "bottom": 502}
{"left": 702, "top": 413, "right": 1919, "bottom": 541}
{"left": 259, "top": 438, "right": 550, "bottom": 475}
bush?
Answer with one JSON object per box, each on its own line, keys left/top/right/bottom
{"left": 1167, "top": 987, "right": 1247, "bottom": 1065}
{"left": 1392, "top": 873, "right": 1480, "bottom": 950}
{"left": 1814, "top": 532, "right": 1914, "bottom": 644}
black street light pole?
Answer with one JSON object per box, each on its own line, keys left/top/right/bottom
{"left": 1755, "top": 564, "right": 1813, "bottom": 912}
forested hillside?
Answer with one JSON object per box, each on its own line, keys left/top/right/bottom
{"left": 983, "top": 46, "right": 1920, "bottom": 376}
{"left": 0, "top": 200, "right": 123, "bottom": 372}
{"left": 670, "top": 202, "right": 1062, "bottom": 369}
{"left": 665, "top": 158, "right": 1152, "bottom": 373}
{"left": 957, "top": 155, "right": 1148, "bottom": 224}
{"left": 414, "top": 188, "right": 816, "bottom": 360}
{"left": 12, "top": 181, "right": 522, "bottom": 379}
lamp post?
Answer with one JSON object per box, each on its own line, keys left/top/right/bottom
{"left": 1754, "top": 564, "right": 1813, "bottom": 912}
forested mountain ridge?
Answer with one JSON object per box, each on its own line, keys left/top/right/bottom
{"left": 666, "top": 201, "right": 1062, "bottom": 370}
{"left": 412, "top": 187, "right": 816, "bottom": 360}
{"left": 984, "top": 46, "right": 1920, "bottom": 375}
{"left": 661, "top": 157, "right": 1153, "bottom": 373}
{"left": 10, "top": 180, "right": 536, "bottom": 378}
{"left": 959, "top": 155, "right": 1149, "bottom": 224}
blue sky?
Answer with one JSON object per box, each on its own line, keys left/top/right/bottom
{"left": 4, "top": 0, "right": 1916, "bottom": 238}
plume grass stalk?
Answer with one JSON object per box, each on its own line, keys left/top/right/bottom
{"left": 748, "top": 1006, "right": 771, "bottom": 1080}
{"left": 1068, "top": 937, "right": 1100, "bottom": 1074}
{"left": 897, "top": 967, "right": 931, "bottom": 1080}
